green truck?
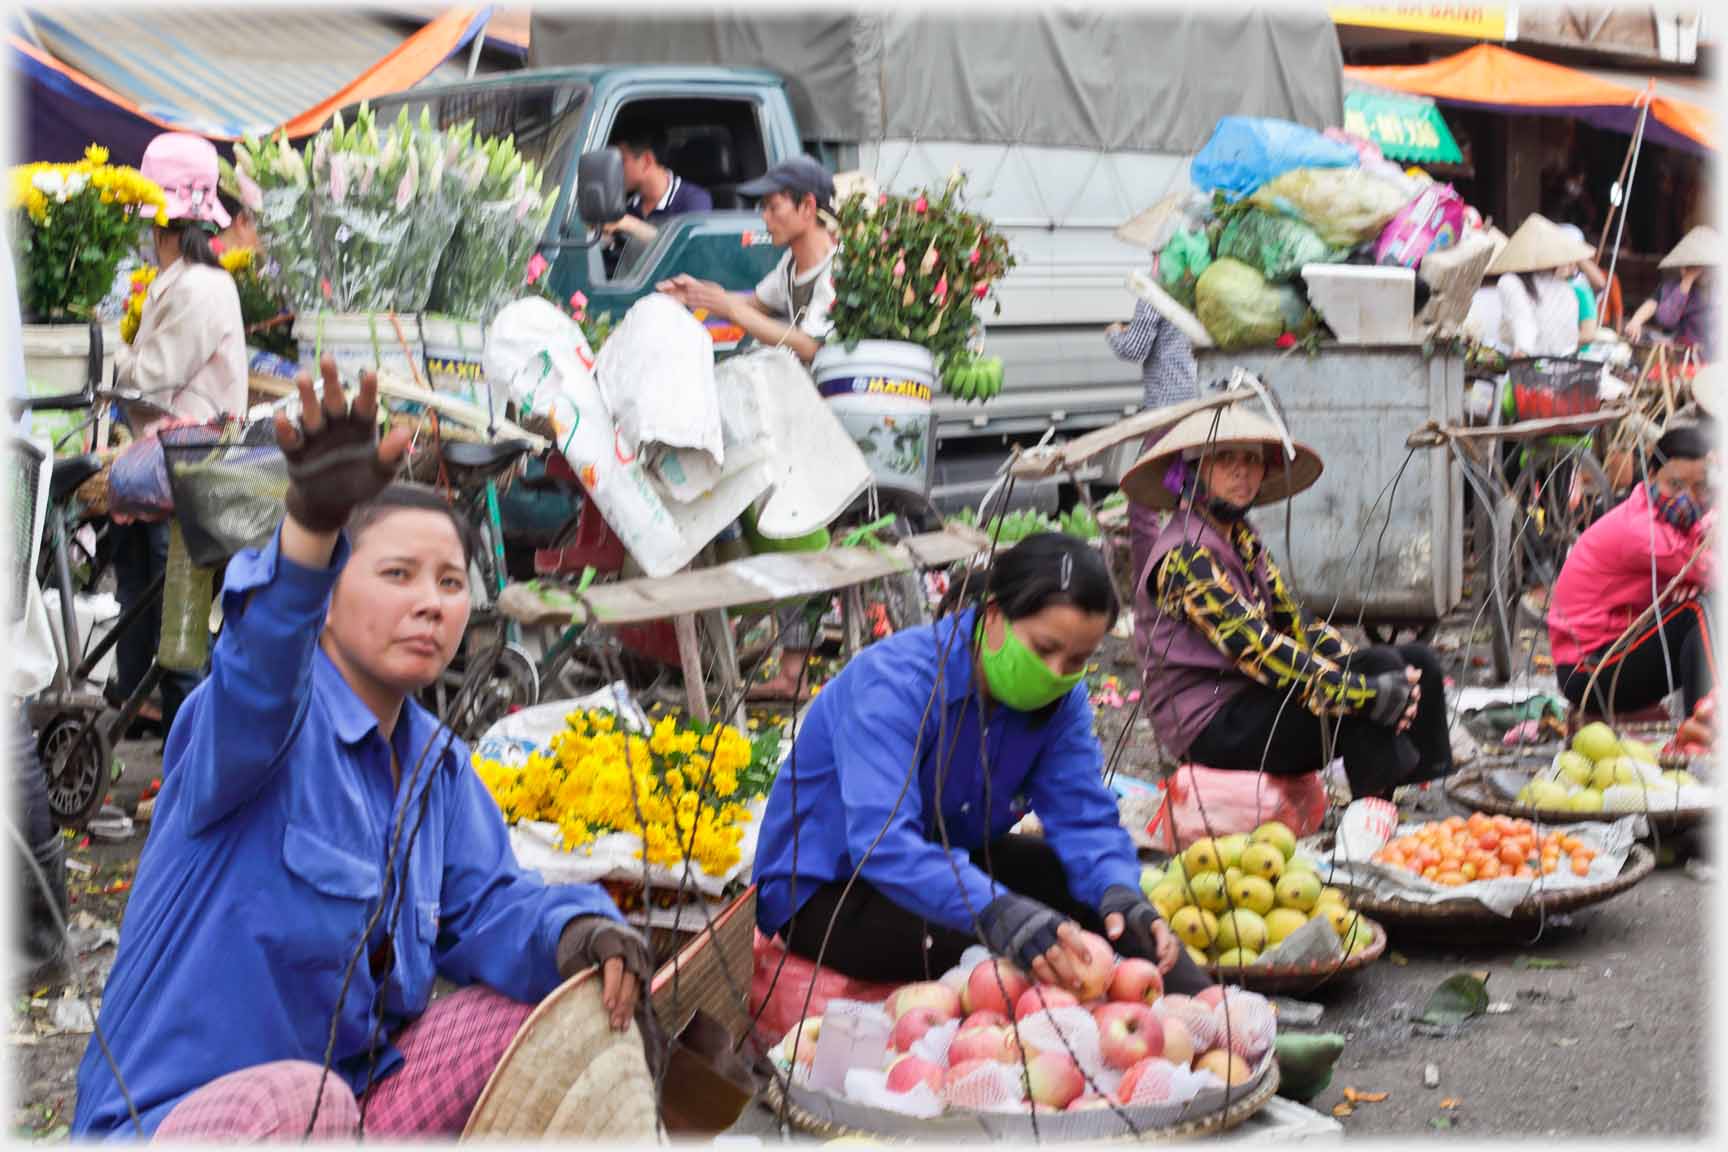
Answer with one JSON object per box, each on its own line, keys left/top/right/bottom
{"left": 366, "top": 11, "right": 1345, "bottom": 509}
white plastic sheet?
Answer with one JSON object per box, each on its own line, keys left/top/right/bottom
{"left": 597, "top": 294, "right": 724, "bottom": 467}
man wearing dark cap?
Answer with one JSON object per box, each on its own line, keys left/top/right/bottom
{"left": 659, "top": 155, "right": 838, "bottom": 700}
{"left": 658, "top": 155, "right": 836, "bottom": 367}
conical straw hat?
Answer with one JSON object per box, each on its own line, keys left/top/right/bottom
{"left": 1121, "top": 404, "right": 1322, "bottom": 511}
{"left": 1115, "top": 194, "right": 1186, "bottom": 251}
{"left": 462, "top": 969, "right": 661, "bottom": 1141}
{"left": 1486, "top": 214, "right": 1594, "bottom": 276}
{"left": 1690, "top": 363, "right": 1724, "bottom": 419}
{"left": 1659, "top": 225, "right": 1722, "bottom": 270}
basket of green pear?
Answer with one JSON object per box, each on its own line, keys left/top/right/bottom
{"left": 1447, "top": 721, "right": 1713, "bottom": 834}
{"left": 1140, "top": 822, "right": 1386, "bottom": 995}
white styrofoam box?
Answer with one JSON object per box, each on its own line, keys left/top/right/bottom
{"left": 1301, "top": 264, "right": 1417, "bottom": 345}
{"left": 46, "top": 592, "right": 121, "bottom": 685}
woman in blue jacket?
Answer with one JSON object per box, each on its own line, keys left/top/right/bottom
{"left": 73, "top": 360, "right": 651, "bottom": 1141}
{"left": 753, "top": 534, "right": 1211, "bottom": 996}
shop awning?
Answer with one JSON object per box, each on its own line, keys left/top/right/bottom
{"left": 11, "top": 6, "right": 495, "bottom": 163}
{"left": 1343, "top": 44, "right": 1715, "bottom": 155}
{"left": 1343, "top": 86, "right": 1462, "bottom": 165}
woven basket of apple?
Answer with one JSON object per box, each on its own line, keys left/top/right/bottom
{"left": 1140, "top": 822, "right": 1385, "bottom": 995}
{"left": 762, "top": 940, "right": 1279, "bottom": 1141}
{"left": 1447, "top": 720, "right": 1715, "bottom": 835}
{"left": 1314, "top": 810, "right": 1656, "bottom": 925}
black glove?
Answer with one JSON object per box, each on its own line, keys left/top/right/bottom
{"left": 555, "top": 914, "right": 654, "bottom": 984}
{"left": 1366, "top": 671, "right": 1415, "bottom": 727}
{"left": 978, "top": 892, "right": 1069, "bottom": 973}
{"left": 273, "top": 357, "right": 403, "bottom": 534}
{"left": 1098, "top": 885, "right": 1165, "bottom": 965}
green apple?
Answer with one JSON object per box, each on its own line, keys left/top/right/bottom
{"left": 1228, "top": 875, "right": 1277, "bottom": 917}
{"left": 1188, "top": 871, "right": 1230, "bottom": 913}
{"left": 1150, "top": 880, "right": 1189, "bottom": 920}
{"left": 1662, "top": 770, "right": 1700, "bottom": 789}
{"left": 1572, "top": 721, "right": 1621, "bottom": 762}
{"left": 1316, "top": 887, "right": 1349, "bottom": 910}
{"left": 1140, "top": 867, "right": 1164, "bottom": 899}
{"left": 1216, "top": 834, "right": 1251, "bottom": 870}
{"left": 1171, "top": 906, "right": 1218, "bottom": 950}
{"left": 1612, "top": 759, "right": 1648, "bottom": 787}
{"left": 1274, "top": 870, "right": 1323, "bottom": 913}
{"left": 1569, "top": 788, "right": 1605, "bottom": 813}
{"left": 1184, "top": 838, "right": 1225, "bottom": 876}
{"left": 1589, "top": 760, "right": 1619, "bottom": 791}
{"left": 1215, "top": 947, "right": 1260, "bottom": 969}
{"left": 1528, "top": 780, "right": 1571, "bottom": 810}
{"left": 1264, "top": 908, "right": 1309, "bottom": 946}
{"left": 1556, "top": 751, "right": 1595, "bottom": 789}
{"left": 1162, "top": 856, "right": 1190, "bottom": 888}
{"left": 1250, "top": 820, "right": 1299, "bottom": 861}
{"left": 1321, "top": 904, "right": 1365, "bottom": 948}
{"left": 1283, "top": 854, "right": 1319, "bottom": 876}
{"left": 1225, "top": 866, "right": 1246, "bottom": 887}
{"left": 1621, "top": 738, "right": 1659, "bottom": 765}
{"left": 1241, "top": 843, "right": 1286, "bottom": 882}
{"left": 1214, "top": 909, "right": 1270, "bottom": 954}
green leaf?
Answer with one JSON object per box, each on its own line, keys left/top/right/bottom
{"left": 1418, "top": 972, "right": 1489, "bottom": 1026}
{"left": 1513, "top": 956, "right": 1571, "bottom": 971}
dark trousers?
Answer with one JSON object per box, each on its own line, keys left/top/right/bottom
{"left": 782, "top": 835, "right": 1212, "bottom": 995}
{"left": 1187, "top": 643, "right": 1454, "bottom": 801}
{"left": 11, "top": 707, "right": 68, "bottom": 980}
{"left": 112, "top": 520, "right": 200, "bottom": 734}
{"left": 1555, "top": 597, "right": 1714, "bottom": 717}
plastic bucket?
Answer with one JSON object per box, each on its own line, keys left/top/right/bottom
{"left": 22, "top": 323, "right": 117, "bottom": 455}
{"left": 292, "top": 312, "right": 424, "bottom": 385}
{"left": 811, "top": 340, "right": 938, "bottom": 499}
{"left": 420, "top": 314, "right": 488, "bottom": 403}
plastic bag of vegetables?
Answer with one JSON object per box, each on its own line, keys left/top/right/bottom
{"left": 1157, "top": 229, "right": 1213, "bottom": 311}
{"left": 1216, "top": 209, "right": 1344, "bottom": 283}
{"left": 1194, "top": 258, "right": 1307, "bottom": 350}
{"left": 1249, "top": 167, "right": 1412, "bottom": 248}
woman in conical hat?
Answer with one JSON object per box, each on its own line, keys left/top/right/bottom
{"left": 1121, "top": 404, "right": 1453, "bottom": 799}
{"left": 1487, "top": 213, "right": 1596, "bottom": 358}
{"left": 1625, "top": 224, "right": 1719, "bottom": 361}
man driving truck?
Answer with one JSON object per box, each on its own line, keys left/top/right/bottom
{"left": 602, "top": 125, "right": 712, "bottom": 270}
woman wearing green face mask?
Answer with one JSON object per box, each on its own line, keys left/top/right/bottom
{"left": 753, "top": 534, "right": 1215, "bottom": 997}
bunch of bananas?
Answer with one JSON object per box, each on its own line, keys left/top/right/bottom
{"left": 944, "top": 354, "right": 1004, "bottom": 403}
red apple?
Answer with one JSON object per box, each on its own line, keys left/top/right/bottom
{"left": 885, "top": 1054, "right": 945, "bottom": 1095}
{"left": 1194, "top": 985, "right": 1227, "bottom": 1010}
{"left": 1161, "top": 1018, "right": 1195, "bottom": 1067}
{"left": 888, "top": 981, "right": 961, "bottom": 1022}
{"left": 890, "top": 1007, "right": 945, "bottom": 1052}
{"left": 1094, "top": 1002, "right": 1164, "bottom": 1070}
{"left": 947, "top": 1024, "right": 1022, "bottom": 1065}
{"left": 944, "top": 1058, "right": 1025, "bottom": 1107}
{"left": 1117, "top": 1057, "right": 1180, "bottom": 1106}
{"left": 1025, "top": 1049, "right": 1085, "bottom": 1109}
{"left": 1107, "top": 957, "right": 1165, "bottom": 1005}
{"left": 1067, "top": 1093, "right": 1114, "bottom": 1112}
{"left": 1015, "top": 985, "right": 1079, "bottom": 1021}
{"left": 958, "top": 1009, "right": 1010, "bottom": 1033}
{"left": 1071, "top": 932, "right": 1118, "bottom": 1002}
{"left": 963, "top": 958, "right": 1031, "bottom": 1017}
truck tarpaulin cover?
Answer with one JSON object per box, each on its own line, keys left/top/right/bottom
{"left": 529, "top": 11, "right": 1345, "bottom": 151}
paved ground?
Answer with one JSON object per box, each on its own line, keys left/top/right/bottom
{"left": 8, "top": 609, "right": 1713, "bottom": 1140}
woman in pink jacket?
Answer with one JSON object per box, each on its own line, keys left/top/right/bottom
{"left": 1548, "top": 422, "right": 1715, "bottom": 716}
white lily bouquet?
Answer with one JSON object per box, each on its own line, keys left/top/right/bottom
{"left": 306, "top": 104, "right": 417, "bottom": 313}
{"left": 428, "top": 133, "right": 557, "bottom": 323}
{"left": 233, "top": 132, "right": 316, "bottom": 310}
{"left": 388, "top": 108, "right": 462, "bottom": 313}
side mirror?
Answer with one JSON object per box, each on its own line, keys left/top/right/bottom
{"left": 576, "top": 149, "right": 627, "bottom": 228}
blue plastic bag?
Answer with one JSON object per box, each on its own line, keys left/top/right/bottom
{"left": 1191, "top": 117, "right": 1360, "bottom": 202}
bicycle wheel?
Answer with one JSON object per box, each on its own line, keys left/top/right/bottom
{"left": 40, "top": 712, "right": 112, "bottom": 832}
{"left": 451, "top": 642, "right": 541, "bottom": 744}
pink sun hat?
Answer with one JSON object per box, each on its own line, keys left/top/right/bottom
{"left": 139, "top": 133, "right": 230, "bottom": 229}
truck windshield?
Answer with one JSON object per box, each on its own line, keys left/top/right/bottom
{"left": 365, "top": 82, "right": 588, "bottom": 196}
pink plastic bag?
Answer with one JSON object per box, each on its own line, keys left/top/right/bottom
{"left": 1143, "top": 764, "right": 1327, "bottom": 853}
{"left": 749, "top": 931, "right": 897, "bottom": 1048}
{"left": 1374, "top": 182, "right": 1465, "bottom": 269}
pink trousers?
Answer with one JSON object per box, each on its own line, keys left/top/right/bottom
{"left": 154, "top": 986, "right": 535, "bottom": 1141}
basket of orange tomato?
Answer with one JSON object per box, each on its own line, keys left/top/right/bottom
{"left": 1319, "top": 813, "right": 1655, "bottom": 925}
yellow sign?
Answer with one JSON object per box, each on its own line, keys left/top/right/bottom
{"left": 1331, "top": 5, "right": 1508, "bottom": 41}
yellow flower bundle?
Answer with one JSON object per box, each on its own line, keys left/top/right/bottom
{"left": 119, "top": 265, "right": 156, "bottom": 345}
{"left": 472, "top": 710, "right": 775, "bottom": 879}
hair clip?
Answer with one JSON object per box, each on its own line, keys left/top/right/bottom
{"left": 1060, "top": 552, "right": 1073, "bottom": 591}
